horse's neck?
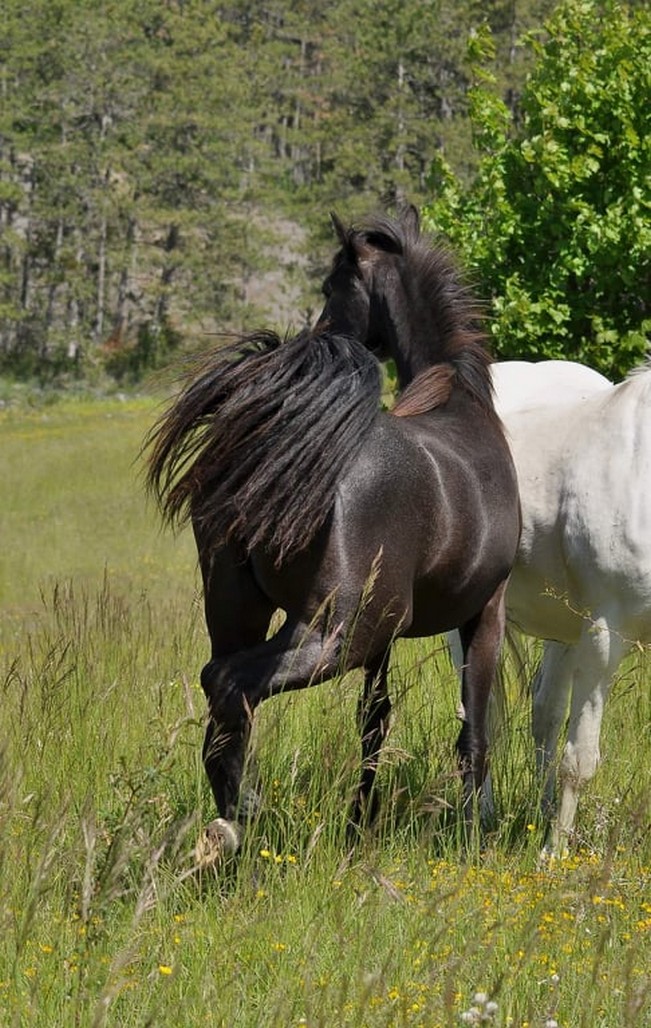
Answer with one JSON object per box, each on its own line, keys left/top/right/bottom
{"left": 606, "top": 367, "right": 651, "bottom": 425}
{"left": 393, "top": 345, "right": 434, "bottom": 388}
{"left": 391, "top": 331, "right": 468, "bottom": 393}
{"left": 624, "top": 366, "right": 651, "bottom": 395}
{"left": 383, "top": 287, "right": 460, "bottom": 388}
{"left": 385, "top": 307, "right": 443, "bottom": 388}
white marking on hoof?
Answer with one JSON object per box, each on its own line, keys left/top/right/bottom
{"left": 195, "top": 818, "right": 242, "bottom": 868}
{"left": 456, "top": 701, "right": 466, "bottom": 722}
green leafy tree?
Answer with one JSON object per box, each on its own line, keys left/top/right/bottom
{"left": 424, "top": 0, "right": 651, "bottom": 379}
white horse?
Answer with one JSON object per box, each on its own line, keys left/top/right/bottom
{"left": 502, "top": 360, "right": 651, "bottom": 855}
{"left": 453, "top": 358, "right": 646, "bottom": 854}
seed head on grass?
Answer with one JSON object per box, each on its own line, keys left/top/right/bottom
{"left": 460, "top": 991, "right": 498, "bottom": 1023}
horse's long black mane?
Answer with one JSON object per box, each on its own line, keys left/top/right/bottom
{"left": 146, "top": 328, "right": 381, "bottom": 564}
{"left": 336, "top": 211, "right": 496, "bottom": 418}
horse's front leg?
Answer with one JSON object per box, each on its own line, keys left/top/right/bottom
{"left": 531, "top": 641, "right": 575, "bottom": 823}
{"left": 198, "top": 617, "right": 343, "bottom": 863}
{"left": 201, "top": 676, "right": 253, "bottom": 822}
{"left": 457, "top": 580, "right": 508, "bottom": 836}
{"left": 196, "top": 696, "right": 252, "bottom": 864}
{"left": 194, "top": 541, "right": 275, "bottom": 865}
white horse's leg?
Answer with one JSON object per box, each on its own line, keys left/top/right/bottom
{"left": 446, "top": 630, "right": 469, "bottom": 720}
{"left": 532, "top": 641, "right": 576, "bottom": 820}
{"left": 548, "top": 617, "right": 625, "bottom": 856}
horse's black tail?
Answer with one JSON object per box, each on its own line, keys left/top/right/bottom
{"left": 145, "top": 328, "right": 382, "bottom": 564}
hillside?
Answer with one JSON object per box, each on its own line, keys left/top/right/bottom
{"left": 1, "top": 0, "right": 556, "bottom": 384}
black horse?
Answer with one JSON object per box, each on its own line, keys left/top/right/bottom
{"left": 146, "top": 208, "right": 520, "bottom": 858}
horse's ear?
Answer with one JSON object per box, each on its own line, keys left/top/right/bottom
{"left": 330, "top": 212, "right": 349, "bottom": 248}
{"left": 330, "top": 211, "right": 377, "bottom": 266}
{"left": 401, "top": 204, "right": 420, "bottom": 242}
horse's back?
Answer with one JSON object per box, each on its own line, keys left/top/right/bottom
{"left": 492, "top": 359, "right": 611, "bottom": 418}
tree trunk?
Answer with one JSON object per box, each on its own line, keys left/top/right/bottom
{"left": 44, "top": 218, "right": 65, "bottom": 349}
{"left": 154, "top": 223, "right": 179, "bottom": 327}
{"left": 113, "top": 215, "right": 137, "bottom": 340}
{"left": 94, "top": 209, "right": 108, "bottom": 343}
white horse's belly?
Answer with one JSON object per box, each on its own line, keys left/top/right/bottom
{"left": 504, "top": 412, "right": 582, "bottom": 642}
{"left": 506, "top": 567, "right": 585, "bottom": 642}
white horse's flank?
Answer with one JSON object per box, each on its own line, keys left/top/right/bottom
{"left": 504, "top": 361, "right": 651, "bottom": 853}
{"left": 454, "top": 358, "right": 651, "bottom": 853}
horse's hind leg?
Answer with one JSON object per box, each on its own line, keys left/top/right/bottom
{"left": 457, "top": 580, "right": 508, "bottom": 832}
{"left": 349, "top": 650, "right": 392, "bottom": 831}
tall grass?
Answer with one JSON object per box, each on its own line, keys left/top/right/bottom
{"left": 1, "top": 398, "right": 649, "bottom": 1026}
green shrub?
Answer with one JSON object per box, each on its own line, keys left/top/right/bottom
{"left": 424, "top": 0, "right": 651, "bottom": 379}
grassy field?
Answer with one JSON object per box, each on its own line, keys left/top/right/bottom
{"left": 1, "top": 396, "right": 650, "bottom": 1027}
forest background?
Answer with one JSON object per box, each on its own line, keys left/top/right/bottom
{"left": 1, "top": 0, "right": 649, "bottom": 390}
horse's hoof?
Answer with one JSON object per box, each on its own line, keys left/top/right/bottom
{"left": 538, "top": 842, "right": 570, "bottom": 868}
{"left": 195, "top": 818, "right": 242, "bottom": 868}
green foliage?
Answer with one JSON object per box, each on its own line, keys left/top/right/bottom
{"left": 424, "top": 0, "right": 651, "bottom": 379}
{"left": 99, "top": 318, "right": 183, "bottom": 385}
